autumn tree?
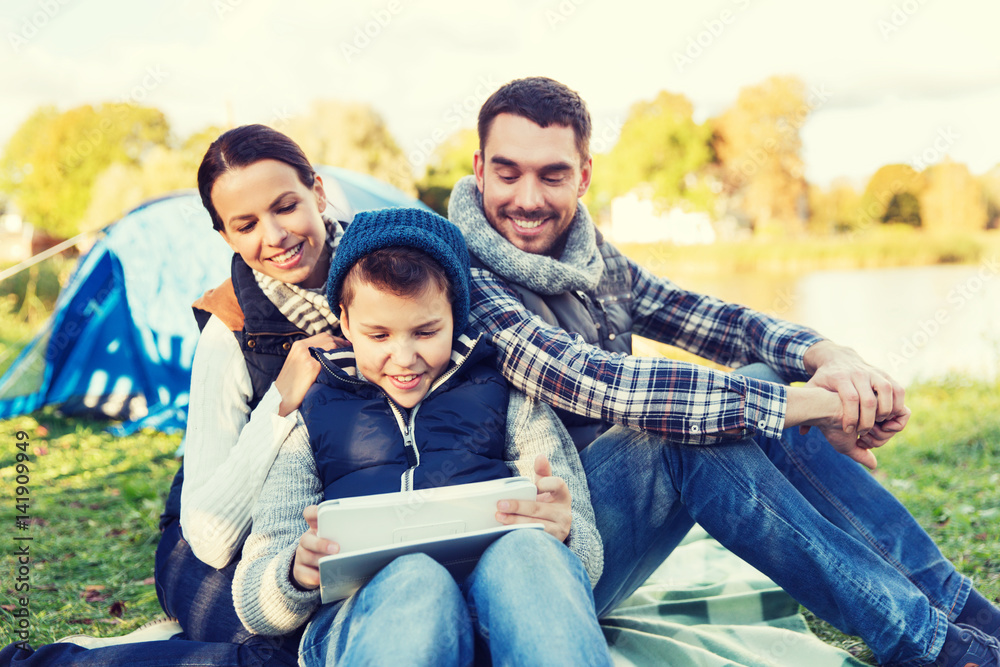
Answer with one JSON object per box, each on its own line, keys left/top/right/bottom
{"left": 807, "top": 179, "right": 861, "bottom": 234}
{"left": 0, "top": 104, "right": 170, "bottom": 238}
{"left": 416, "top": 128, "right": 477, "bottom": 216}
{"left": 282, "top": 100, "right": 415, "bottom": 196}
{"left": 856, "top": 164, "right": 924, "bottom": 231}
{"left": 591, "top": 91, "right": 714, "bottom": 214}
{"left": 711, "top": 76, "right": 811, "bottom": 237}
{"left": 920, "top": 160, "right": 987, "bottom": 234}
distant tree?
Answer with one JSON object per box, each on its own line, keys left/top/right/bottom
{"left": 979, "top": 165, "right": 1000, "bottom": 229}
{"left": 858, "top": 164, "right": 923, "bottom": 230}
{"left": 920, "top": 160, "right": 988, "bottom": 234}
{"left": 283, "top": 100, "right": 415, "bottom": 196}
{"left": 711, "top": 76, "right": 810, "bottom": 237}
{"left": 79, "top": 126, "right": 224, "bottom": 232}
{"left": 807, "top": 179, "right": 861, "bottom": 234}
{"left": 0, "top": 104, "right": 169, "bottom": 238}
{"left": 416, "top": 128, "right": 477, "bottom": 216}
{"left": 592, "top": 91, "right": 714, "bottom": 214}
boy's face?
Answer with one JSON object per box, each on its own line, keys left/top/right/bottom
{"left": 340, "top": 280, "right": 454, "bottom": 409}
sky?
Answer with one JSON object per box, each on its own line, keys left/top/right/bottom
{"left": 1, "top": 0, "right": 999, "bottom": 187}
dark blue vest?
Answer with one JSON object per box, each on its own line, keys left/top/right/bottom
{"left": 302, "top": 336, "right": 511, "bottom": 500}
{"left": 161, "top": 253, "right": 307, "bottom": 527}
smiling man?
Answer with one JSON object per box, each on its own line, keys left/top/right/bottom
{"left": 448, "top": 76, "right": 1000, "bottom": 667}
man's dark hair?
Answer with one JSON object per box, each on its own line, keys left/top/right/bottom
{"left": 197, "top": 124, "right": 316, "bottom": 231}
{"left": 339, "top": 246, "right": 453, "bottom": 315}
{"left": 477, "top": 77, "right": 592, "bottom": 163}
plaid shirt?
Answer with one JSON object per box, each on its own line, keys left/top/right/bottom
{"left": 468, "top": 253, "right": 823, "bottom": 445}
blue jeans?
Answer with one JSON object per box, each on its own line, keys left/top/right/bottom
{"left": 0, "top": 519, "right": 300, "bottom": 666}
{"left": 581, "top": 399, "right": 969, "bottom": 666}
{"left": 301, "top": 530, "right": 612, "bottom": 667}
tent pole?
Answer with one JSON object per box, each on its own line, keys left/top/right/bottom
{"left": 0, "top": 232, "right": 88, "bottom": 283}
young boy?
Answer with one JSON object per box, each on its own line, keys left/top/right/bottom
{"left": 232, "top": 207, "right": 612, "bottom": 666}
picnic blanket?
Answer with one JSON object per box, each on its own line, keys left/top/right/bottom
{"left": 602, "top": 526, "right": 868, "bottom": 666}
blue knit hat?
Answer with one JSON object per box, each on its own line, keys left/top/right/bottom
{"left": 327, "top": 207, "right": 471, "bottom": 334}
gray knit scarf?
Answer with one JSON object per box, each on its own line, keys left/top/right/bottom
{"left": 448, "top": 176, "right": 604, "bottom": 295}
{"left": 252, "top": 218, "right": 344, "bottom": 335}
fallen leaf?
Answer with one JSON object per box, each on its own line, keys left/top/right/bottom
{"left": 84, "top": 585, "right": 105, "bottom": 592}
{"left": 25, "top": 517, "right": 48, "bottom": 527}
{"left": 104, "top": 528, "right": 127, "bottom": 538}
{"left": 36, "top": 425, "right": 49, "bottom": 436}
{"left": 69, "top": 618, "right": 94, "bottom": 625}
{"left": 33, "top": 445, "right": 48, "bottom": 456}
{"left": 83, "top": 590, "right": 107, "bottom": 603}
{"left": 108, "top": 488, "right": 121, "bottom": 496}
{"left": 88, "top": 504, "right": 102, "bottom": 511}
{"left": 1, "top": 605, "right": 16, "bottom": 612}
{"left": 141, "top": 577, "right": 155, "bottom": 586}
{"left": 974, "top": 532, "right": 988, "bottom": 541}
{"left": 109, "top": 601, "right": 125, "bottom": 618}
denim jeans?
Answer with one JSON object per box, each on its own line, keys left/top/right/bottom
{"left": 580, "top": 382, "right": 969, "bottom": 666}
{"left": 301, "top": 530, "right": 612, "bottom": 667}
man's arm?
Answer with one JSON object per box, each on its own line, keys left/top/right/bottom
{"left": 469, "top": 267, "right": 788, "bottom": 444}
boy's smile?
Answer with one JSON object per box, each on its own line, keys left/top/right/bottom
{"left": 340, "top": 281, "right": 454, "bottom": 409}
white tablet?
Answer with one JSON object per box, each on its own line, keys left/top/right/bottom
{"left": 316, "top": 477, "right": 542, "bottom": 603}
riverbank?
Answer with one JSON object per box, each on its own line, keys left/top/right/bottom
{"left": 618, "top": 228, "right": 1000, "bottom": 277}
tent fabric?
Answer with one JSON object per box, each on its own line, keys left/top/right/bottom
{"left": 0, "top": 168, "right": 429, "bottom": 434}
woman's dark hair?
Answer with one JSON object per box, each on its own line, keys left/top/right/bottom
{"left": 197, "top": 124, "right": 316, "bottom": 231}
{"left": 477, "top": 76, "right": 592, "bottom": 164}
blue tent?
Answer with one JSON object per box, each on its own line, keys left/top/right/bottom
{"left": 0, "top": 166, "right": 429, "bottom": 434}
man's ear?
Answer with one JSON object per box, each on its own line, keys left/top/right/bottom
{"left": 473, "top": 149, "right": 485, "bottom": 193}
{"left": 577, "top": 156, "right": 593, "bottom": 198}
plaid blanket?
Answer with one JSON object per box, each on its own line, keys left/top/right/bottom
{"left": 603, "top": 527, "right": 867, "bottom": 666}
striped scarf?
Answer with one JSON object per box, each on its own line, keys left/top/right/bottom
{"left": 252, "top": 218, "right": 345, "bottom": 335}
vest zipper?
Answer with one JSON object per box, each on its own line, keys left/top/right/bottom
{"left": 310, "top": 336, "right": 482, "bottom": 493}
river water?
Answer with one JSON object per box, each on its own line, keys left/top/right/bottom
{"left": 668, "top": 262, "right": 1000, "bottom": 387}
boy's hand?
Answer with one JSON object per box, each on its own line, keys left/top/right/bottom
{"left": 275, "top": 333, "right": 348, "bottom": 417}
{"left": 496, "top": 454, "right": 572, "bottom": 542}
{"left": 291, "top": 505, "right": 340, "bottom": 590}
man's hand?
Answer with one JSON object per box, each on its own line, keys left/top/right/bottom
{"left": 291, "top": 505, "right": 340, "bottom": 590}
{"left": 495, "top": 455, "right": 572, "bottom": 542}
{"left": 275, "top": 333, "right": 349, "bottom": 417}
{"left": 803, "top": 340, "right": 907, "bottom": 439}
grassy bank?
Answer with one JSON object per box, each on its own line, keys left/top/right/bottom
{"left": 619, "top": 228, "right": 1000, "bottom": 277}
{"left": 1, "top": 376, "right": 997, "bottom": 655}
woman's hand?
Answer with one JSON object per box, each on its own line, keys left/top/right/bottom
{"left": 495, "top": 455, "right": 572, "bottom": 542}
{"left": 291, "top": 505, "right": 340, "bottom": 590}
{"left": 275, "top": 333, "right": 348, "bottom": 417}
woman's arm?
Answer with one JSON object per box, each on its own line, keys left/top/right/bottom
{"left": 502, "top": 390, "right": 604, "bottom": 587}
{"left": 179, "top": 316, "right": 300, "bottom": 568}
{"left": 233, "top": 420, "right": 323, "bottom": 635}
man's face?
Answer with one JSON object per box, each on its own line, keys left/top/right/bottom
{"left": 474, "top": 113, "right": 592, "bottom": 257}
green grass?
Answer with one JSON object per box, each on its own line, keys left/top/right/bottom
{"left": 0, "top": 410, "right": 181, "bottom": 646}
{"left": 1, "top": 376, "right": 997, "bottom": 654}
{"left": 803, "top": 375, "right": 1000, "bottom": 664}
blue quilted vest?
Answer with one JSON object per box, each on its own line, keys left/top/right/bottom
{"left": 162, "top": 253, "right": 309, "bottom": 527}
{"left": 301, "top": 334, "right": 512, "bottom": 500}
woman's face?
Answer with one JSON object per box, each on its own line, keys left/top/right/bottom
{"left": 213, "top": 159, "right": 329, "bottom": 288}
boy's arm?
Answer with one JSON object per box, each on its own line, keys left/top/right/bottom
{"left": 233, "top": 418, "right": 324, "bottom": 636}
{"left": 502, "top": 390, "right": 604, "bottom": 587}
